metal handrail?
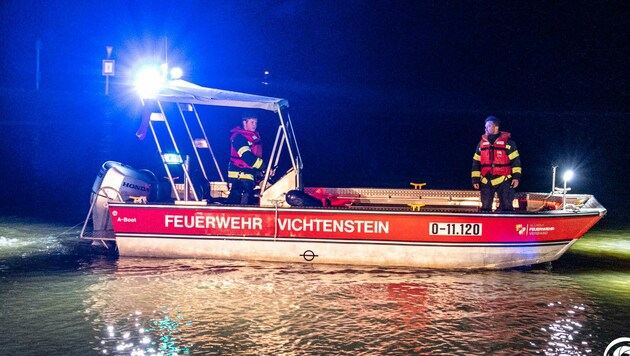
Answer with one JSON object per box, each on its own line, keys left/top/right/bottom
{"left": 79, "top": 186, "right": 123, "bottom": 241}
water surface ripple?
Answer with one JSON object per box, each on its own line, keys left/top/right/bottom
{"left": 1, "top": 218, "right": 628, "bottom": 355}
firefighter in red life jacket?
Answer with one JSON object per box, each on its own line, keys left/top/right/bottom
{"left": 471, "top": 116, "right": 522, "bottom": 211}
{"left": 227, "top": 112, "right": 264, "bottom": 205}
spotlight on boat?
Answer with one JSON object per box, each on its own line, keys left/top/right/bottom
{"left": 134, "top": 66, "right": 165, "bottom": 99}
{"left": 563, "top": 170, "right": 574, "bottom": 182}
{"left": 170, "top": 67, "right": 183, "bottom": 80}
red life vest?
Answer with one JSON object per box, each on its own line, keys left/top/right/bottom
{"left": 479, "top": 131, "right": 512, "bottom": 176}
{"left": 230, "top": 127, "right": 262, "bottom": 169}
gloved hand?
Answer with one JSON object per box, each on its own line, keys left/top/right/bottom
{"left": 254, "top": 169, "right": 264, "bottom": 182}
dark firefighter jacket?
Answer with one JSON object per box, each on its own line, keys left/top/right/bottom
{"left": 471, "top": 131, "right": 522, "bottom": 186}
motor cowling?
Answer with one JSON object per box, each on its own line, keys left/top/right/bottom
{"left": 90, "top": 161, "right": 157, "bottom": 231}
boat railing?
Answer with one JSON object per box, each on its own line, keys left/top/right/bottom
{"left": 303, "top": 187, "right": 604, "bottom": 214}
{"left": 524, "top": 192, "right": 605, "bottom": 213}
{"left": 80, "top": 186, "right": 123, "bottom": 243}
{"left": 305, "top": 188, "right": 480, "bottom": 210}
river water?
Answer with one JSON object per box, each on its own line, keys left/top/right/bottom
{"left": 2, "top": 70, "right": 629, "bottom": 355}
{"left": 1, "top": 216, "right": 628, "bottom": 356}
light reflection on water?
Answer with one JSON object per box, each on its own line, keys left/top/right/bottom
{"left": 82, "top": 259, "right": 601, "bottom": 355}
{"left": 571, "top": 229, "right": 630, "bottom": 260}
{"left": 0, "top": 218, "right": 629, "bottom": 355}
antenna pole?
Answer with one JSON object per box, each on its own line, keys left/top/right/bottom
{"left": 551, "top": 165, "right": 557, "bottom": 194}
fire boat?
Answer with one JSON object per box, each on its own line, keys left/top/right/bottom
{"left": 80, "top": 78, "right": 606, "bottom": 269}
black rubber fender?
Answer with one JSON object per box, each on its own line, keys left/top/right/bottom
{"left": 285, "top": 190, "right": 323, "bottom": 207}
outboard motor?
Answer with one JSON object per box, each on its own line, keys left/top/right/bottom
{"left": 90, "top": 161, "right": 157, "bottom": 232}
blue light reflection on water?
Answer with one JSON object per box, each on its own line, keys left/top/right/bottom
{"left": 0, "top": 217, "right": 629, "bottom": 355}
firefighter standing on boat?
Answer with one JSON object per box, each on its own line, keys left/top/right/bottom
{"left": 471, "top": 116, "right": 522, "bottom": 211}
{"left": 227, "top": 112, "right": 264, "bottom": 205}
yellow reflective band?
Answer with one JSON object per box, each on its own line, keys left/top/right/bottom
{"left": 237, "top": 146, "right": 251, "bottom": 156}
{"left": 512, "top": 167, "right": 522, "bottom": 174}
{"left": 481, "top": 177, "right": 488, "bottom": 184}
{"left": 508, "top": 150, "right": 520, "bottom": 160}
{"left": 252, "top": 158, "right": 263, "bottom": 169}
{"left": 473, "top": 153, "right": 480, "bottom": 161}
{"left": 471, "top": 171, "right": 481, "bottom": 178}
{"left": 228, "top": 171, "right": 254, "bottom": 181}
{"left": 490, "top": 176, "right": 507, "bottom": 186}
{"left": 506, "top": 144, "right": 511, "bottom": 150}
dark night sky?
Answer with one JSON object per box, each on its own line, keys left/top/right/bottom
{"left": 1, "top": 1, "right": 627, "bottom": 111}
{"left": 0, "top": 0, "right": 628, "bottom": 221}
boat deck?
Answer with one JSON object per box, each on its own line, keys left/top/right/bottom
{"left": 110, "top": 187, "right": 603, "bottom": 214}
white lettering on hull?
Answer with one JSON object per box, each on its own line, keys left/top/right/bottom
{"left": 163, "top": 215, "right": 389, "bottom": 234}
{"left": 277, "top": 218, "right": 389, "bottom": 234}
{"left": 165, "top": 215, "right": 263, "bottom": 230}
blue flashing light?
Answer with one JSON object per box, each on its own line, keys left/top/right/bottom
{"left": 134, "top": 66, "right": 165, "bottom": 99}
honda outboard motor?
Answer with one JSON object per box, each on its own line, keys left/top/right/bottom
{"left": 90, "top": 161, "right": 157, "bottom": 232}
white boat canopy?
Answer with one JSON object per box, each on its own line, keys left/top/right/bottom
{"left": 140, "top": 79, "right": 302, "bottom": 206}
{"left": 150, "top": 79, "right": 289, "bottom": 112}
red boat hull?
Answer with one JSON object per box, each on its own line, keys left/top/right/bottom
{"left": 107, "top": 203, "right": 604, "bottom": 269}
